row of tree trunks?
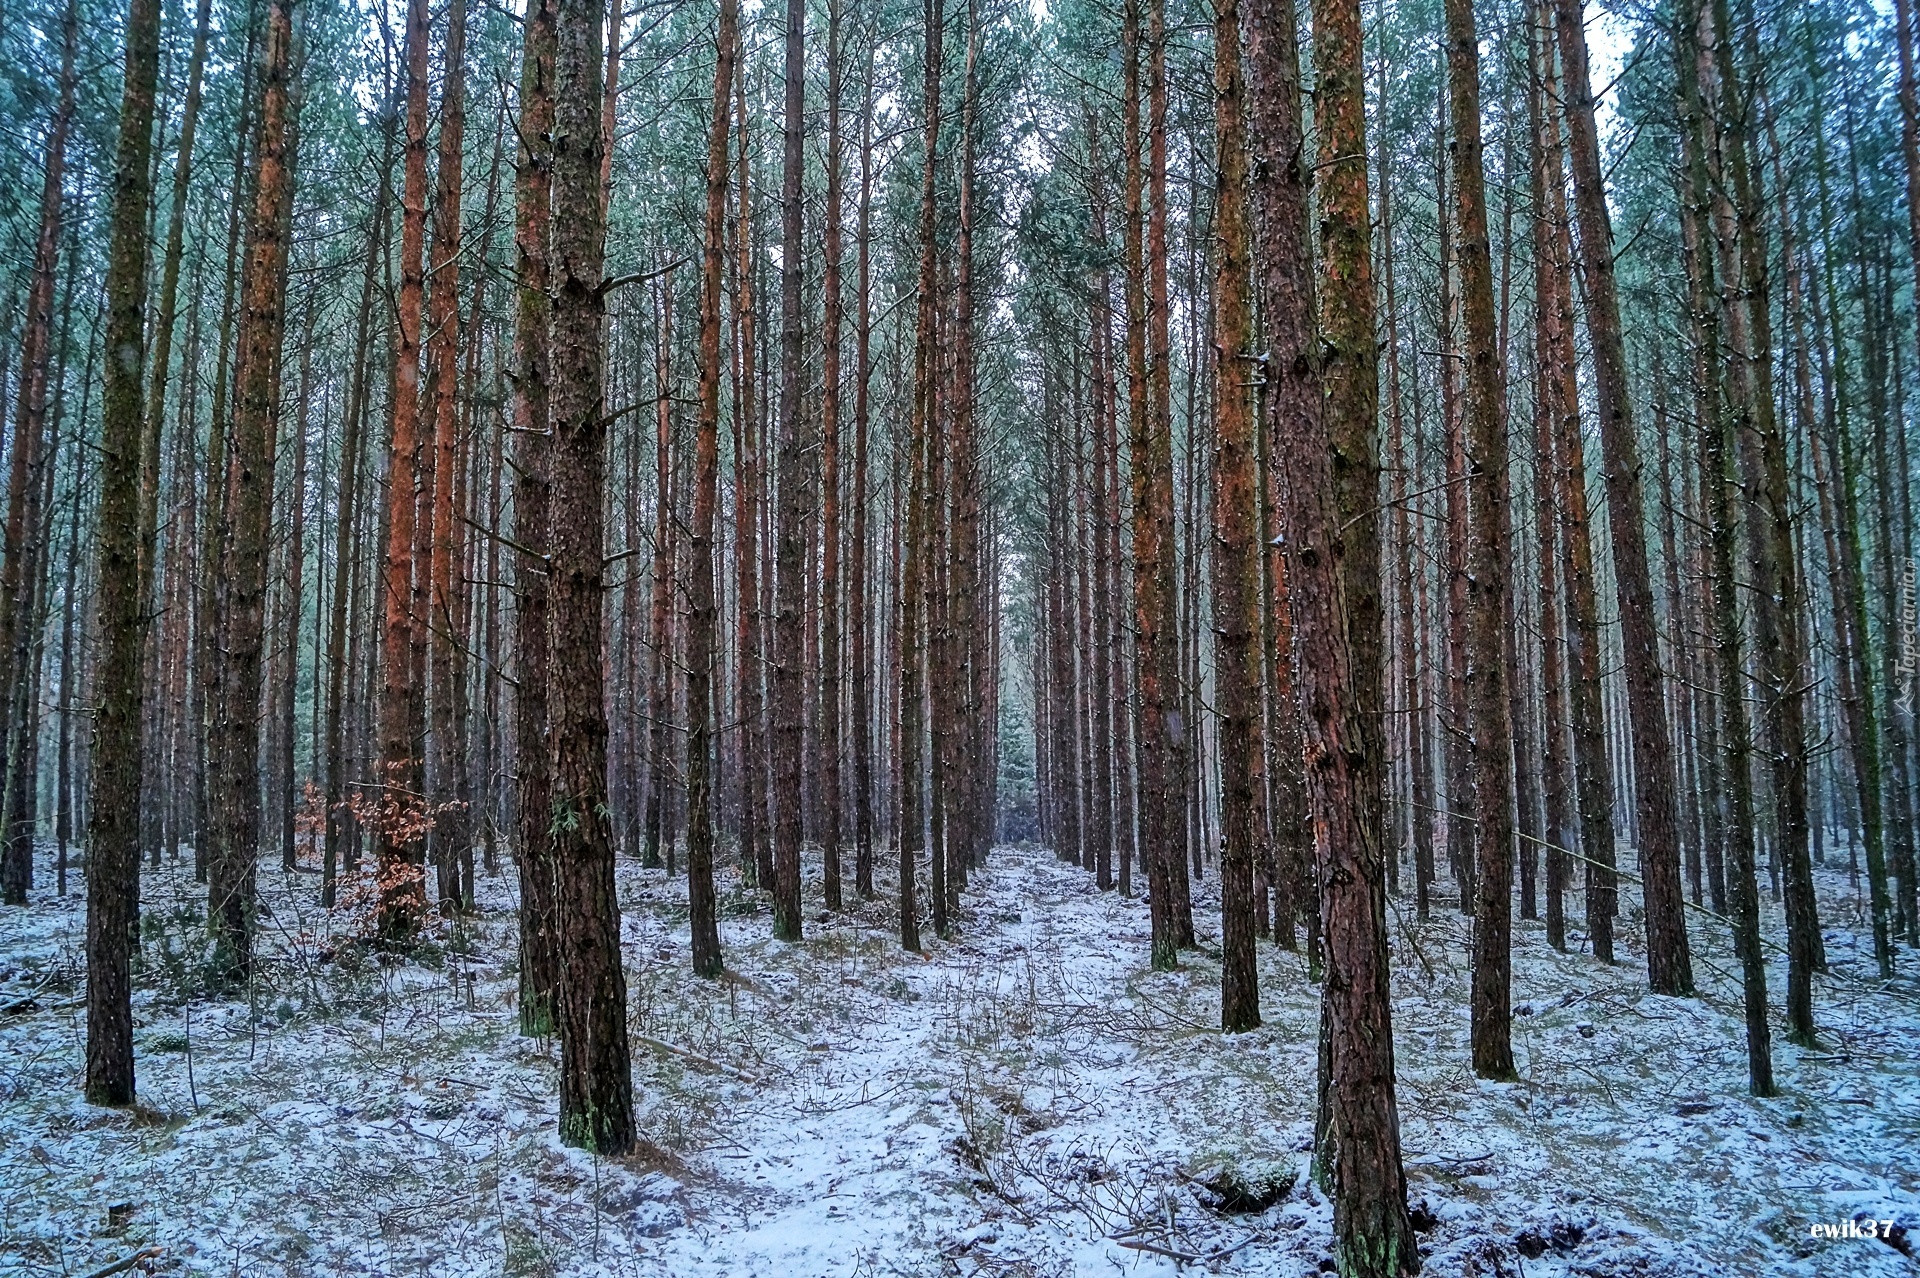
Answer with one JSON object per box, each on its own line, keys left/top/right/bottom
{"left": 0, "top": 1, "right": 77, "bottom": 910}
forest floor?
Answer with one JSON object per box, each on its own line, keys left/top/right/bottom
{"left": 0, "top": 835, "right": 1916, "bottom": 1278}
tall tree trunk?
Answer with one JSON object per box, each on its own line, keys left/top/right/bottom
{"left": 1379, "top": 53, "right": 1431, "bottom": 929}
{"left": 1539, "top": 19, "right": 1618, "bottom": 962}
{"left": 1446, "top": 0, "right": 1518, "bottom": 1080}
{"left": 378, "top": 0, "right": 432, "bottom": 937}
{"left": 733, "top": 53, "right": 769, "bottom": 891}
{"left": 1677, "top": 0, "right": 1772, "bottom": 1093}
{"left": 1245, "top": 0, "right": 1316, "bottom": 958}
{"left": 56, "top": 433, "right": 86, "bottom": 894}
{"left": 899, "top": 0, "right": 944, "bottom": 951}
{"left": 1527, "top": 5, "right": 1574, "bottom": 952}
{"left": 139, "top": 0, "right": 213, "bottom": 617}
{"left": 1126, "top": 0, "right": 1183, "bottom": 970}
{"left": 1719, "top": 0, "right": 1817, "bottom": 1035}
{"left": 195, "top": 14, "right": 260, "bottom": 886}
{"left": 279, "top": 303, "right": 314, "bottom": 871}
{"left": 768, "top": 0, "right": 810, "bottom": 942}
{"left": 428, "top": 0, "right": 469, "bottom": 909}
{"left": 686, "top": 0, "right": 738, "bottom": 980}
{"left": 644, "top": 276, "right": 677, "bottom": 868}
{"left": 1086, "top": 133, "right": 1118, "bottom": 894}
{"left": 1551, "top": 0, "right": 1693, "bottom": 996}
{"left": 949, "top": 2, "right": 985, "bottom": 888}
{"left": 1288, "top": 0, "right": 1418, "bottom": 1263}
{"left": 209, "top": 0, "right": 299, "bottom": 984}
{"left": 1211, "top": 0, "right": 1258, "bottom": 1033}
{"left": 851, "top": 55, "right": 877, "bottom": 899}
{"left": 818, "top": 0, "right": 845, "bottom": 913}
{"left": 1436, "top": 92, "right": 1473, "bottom": 916}
{"left": 510, "top": 0, "right": 560, "bottom": 1035}
{"left": 547, "top": 0, "right": 635, "bottom": 1154}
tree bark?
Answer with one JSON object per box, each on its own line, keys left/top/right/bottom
{"left": 378, "top": 0, "right": 432, "bottom": 938}
{"left": 511, "top": 0, "right": 560, "bottom": 1036}
{"left": 819, "top": 0, "right": 846, "bottom": 911}
{"left": 767, "top": 0, "right": 810, "bottom": 942}
{"left": 428, "top": 0, "right": 469, "bottom": 909}
{"left": 1445, "top": 0, "right": 1517, "bottom": 1080}
{"left": 1550, "top": 0, "right": 1694, "bottom": 995}
{"left": 1286, "top": 0, "right": 1419, "bottom": 1263}
{"left": 1526, "top": 6, "right": 1574, "bottom": 952}
{"left": 851, "top": 53, "right": 877, "bottom": 900}
{"left": 686, "top": 0, "right": 738, "bottom": 980}
{"left": 209, "top": 0, "right": 299, "bottom": 984}
{"left": 899, "top": 0, "right": 944, "bottom": 952}
{"left": 732, "top": 54, "right": 769, "bottom": 891}
{"left": 1211, "top": 0, "right": 1258, "bottom": 1033}
{"left": 547, "top": 0, "right": 636, "bottom": 1153}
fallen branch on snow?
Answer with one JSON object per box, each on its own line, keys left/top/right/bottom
{"left": 79, "top": 1246, "right": 163, "bottom": 1278}
{"left": 635, "top": 1034, "right": 760, "bottom": 1085}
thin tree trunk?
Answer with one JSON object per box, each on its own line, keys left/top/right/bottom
{"left": 1677, "top": 0, "right": 1772, "bottom": 1093}
{"left": 644, "top": 275, "right": 677, "bottom": 868}
{"left": 208, "top": 0, "right": 298, "bottom": 984}
{"left": 1436, "top": 90, "right": 1473, "bottom": 916}
{"left": 1127, "top": 0, "right": 1184, "bottom": 970}
{"left": 733, "top": 53, "right": 768, "bottom": 891}
{"left": 279, "top": 303, "right": 315, "bottom": 871}
{"left": 1540, "top": 21, "right": 1618, "bottom": 962}
{"left": 1211, "top": 0, "right": 1258, "bottom": 1033}
{"left": 851, "top": 53, "right": 877, "bottom": 899}
{"left": 1551, "top": 0, "right": 1694, "bottom": 995}
{"left": 138, "top": 0, "right": 213, "bottom": 617}
{"left": 1527, "top": 4, "right": 1573, "bottom": 951}
{"left": 1246, "top": 0, "right": 1316, "bottom": 962}
{"left": 428, "top": 0, "right": 469, "bottom": 909}
{"left": 326, "top": 101, "right": 395, "bottom": 909}
{"left": 818, "top": 0, "right": 845, "bottom": 913}
{"left": 686, "top": 0, "right": 738, "bottom": 979}
{"left": 768, "top": 0, "right": 810, "bottom": 942}
{"left": 949, "top": 2, "right": 985, "bottom": 890}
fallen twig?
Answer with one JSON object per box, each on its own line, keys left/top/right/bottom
{"left": 0, "top": 974, "right": 58, "bottom": 1014}
{"left": 79, "top": 1247, "right": 163, "bottom": 1278}
{"left": 1202, "top": 1233, "right": 1268, "bottom": 1262}
{"left": 635, "top": 1034, "right": 760, "bottom": 1085}
{"left": 1113, "top": 1238, "right": 1199, "bottom": 1262}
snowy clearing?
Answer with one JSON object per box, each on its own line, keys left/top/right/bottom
{"left": 1, "top": 840, "right": 1916, "bottom": 1277}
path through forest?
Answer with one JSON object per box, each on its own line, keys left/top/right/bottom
{"left": 1, "top": 841, "right": 1915, "bottom": 1276}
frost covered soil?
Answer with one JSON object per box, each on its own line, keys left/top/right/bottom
{"left": 1, "top": 837, "right": 1916, "bottom": 1277}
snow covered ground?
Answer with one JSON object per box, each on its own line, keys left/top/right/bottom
{"left": 1, "top": 836, "right": 1915, "bottom": 1277}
